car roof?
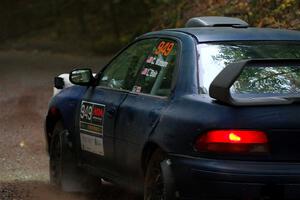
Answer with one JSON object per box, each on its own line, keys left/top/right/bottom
{"left": 155, "top": 27, "right": 300, "bottom": 43}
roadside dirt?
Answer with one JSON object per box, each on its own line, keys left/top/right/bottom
{"left": 0, "top": 50, "right": 140, "bottom": 200}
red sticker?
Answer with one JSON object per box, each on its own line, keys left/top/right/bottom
{"left": 93, "top": 107, "right": 104, "bottom": 118}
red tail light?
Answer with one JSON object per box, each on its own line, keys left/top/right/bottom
{"left": 195, "top": 130, "right": 269, "bottom": 154}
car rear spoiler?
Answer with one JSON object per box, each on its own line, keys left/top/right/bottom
{"left": 209, "top": 59, "right": 300, "bottom": 106}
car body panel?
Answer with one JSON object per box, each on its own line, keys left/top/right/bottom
{"left": 49, "top": 86, "right": 87, "bottom": 132}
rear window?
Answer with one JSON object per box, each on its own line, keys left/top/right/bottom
{"left": 198, "top": 42, "right": 300, "bottom": 95}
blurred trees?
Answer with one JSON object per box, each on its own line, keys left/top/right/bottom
{"left": 150, "top": 0, "right": 300, "bottom": 29}
{"left": 0, "top": 0, "right": 299, "bottom": 54}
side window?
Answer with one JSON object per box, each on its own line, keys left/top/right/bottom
{"left": 132, "top": 39, "right": 178, "bottom": 97}
{"left": 98, "top": 39, "right": 158, "bottom": 90}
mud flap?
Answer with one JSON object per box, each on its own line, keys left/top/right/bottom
{"left": 161, "top": 159, "right": 178, "bottom": 199}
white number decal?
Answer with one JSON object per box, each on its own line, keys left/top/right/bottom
{"left": 80, "top": 104, "right": 92, "bottom": 121}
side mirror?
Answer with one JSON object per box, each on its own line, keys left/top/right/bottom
{"left": 69, "top": 68, "right": 94, "bottom": 86}
{"left": 54, "top": 76, "right": 64, "bottom": 89}
{"left": 209, "top": 59, "right": 300, "bottom": 106}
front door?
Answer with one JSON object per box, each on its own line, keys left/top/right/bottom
{"left": 77, "top": 38, "right": 159, "bottom": 178}
{"left": 79, "top": 88, "right": 127, "bottom": 177}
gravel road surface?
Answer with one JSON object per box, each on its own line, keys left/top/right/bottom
{"left": 0, "top": 50, "right": 140, "bottom": 200}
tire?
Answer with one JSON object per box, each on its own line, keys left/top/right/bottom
{"left": 49, "top": 122, "right": 100, "bottom": 192}
{"left": 144, "top": 149, "right": 175, "bottom": 200}
{"left": 49, "top": 122, "right": 63, "bottom": 187}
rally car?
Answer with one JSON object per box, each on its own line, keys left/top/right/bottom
{"left": 45, "top": 16, "right": 300, "bottom": 200}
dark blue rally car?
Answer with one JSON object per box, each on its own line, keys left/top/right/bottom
{"left": 45, "top": 17, "right": 300, "bottom": 200}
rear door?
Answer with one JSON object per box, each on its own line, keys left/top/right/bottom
{"left": 77, "top": 38, "right": 159, "bottom": 177}
{"left": 113, "top": 38, "right": 179, "bottom": 184}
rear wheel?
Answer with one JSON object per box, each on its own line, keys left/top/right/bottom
{"left": 144, "top": 149, "right": 175, "bottom": 200}
{"left": 49, "top": 122, "right": 100, "bottom": 192}
{"left": 49, "top": 123, "right": 62, "bottom": 186}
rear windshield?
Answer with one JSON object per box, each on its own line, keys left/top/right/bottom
{"left": 198, "top": 42, "right": 300, "bottom": 95}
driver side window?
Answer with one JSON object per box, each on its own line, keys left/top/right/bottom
{"left": 98, "top": 39, "right": 158, "bottom": 90}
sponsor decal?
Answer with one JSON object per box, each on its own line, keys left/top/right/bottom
{"left": 80, "top": 134, "right": 104, "bottom": 156}
{"left": 155, "top": 41, "right": 175, "bottom": 57}
{"left": 79, "top": 101, "right": 105, "bottom": 156}
{"left": 146, "top": 56, "right": 156, "bottom": 65}
{"left": 141, "top": 68, "right": 158, "bottom": 78}
{"left": 155, "top": 58, "right": 168, "bottom": 68}
{"left": 146, "top": 56, "right": 168, "bottom": 68}
{"left": 132, "top": 85, "right": 142, "bottom": 93}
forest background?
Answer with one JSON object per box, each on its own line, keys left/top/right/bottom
{"left": 1, "top": 0, "right": 299, "bottom": 54}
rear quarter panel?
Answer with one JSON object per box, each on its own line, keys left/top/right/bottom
{"left": 151, "top": 94, "right": 300, "bottom": 160}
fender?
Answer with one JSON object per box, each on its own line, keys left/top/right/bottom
{"left": 45, "top": 85, "right": 88, "bottom": 154}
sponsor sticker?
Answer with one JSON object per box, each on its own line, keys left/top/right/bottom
{"left": 155, "top": 41, "right": 175, "bottom": 57}
{"left": 146, "top": 56, "right": 168, "bottom": 68}
{"left": 141, "top": 68, "right": 158, "bottom": 78}
{"left": 80, "top": 133, "right": 104, "bottom": 155}
{"left": 80, "top": 101, "right": 105, "bottom": 156}
{"left": 132, "top": 85, "right": 142, "bottom": 93}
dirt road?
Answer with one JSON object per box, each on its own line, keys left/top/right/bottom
{"left": 0, "top": 50, "right": 140, "bottom": 200}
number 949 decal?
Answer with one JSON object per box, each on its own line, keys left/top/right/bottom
{"left": 155, "top": 41, "right": 175, "bottom": 56}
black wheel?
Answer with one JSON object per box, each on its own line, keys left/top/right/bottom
{"left": 49, "top": 122, "right": 100, "bottom": 192}
{"left": 144, "top": 149, "right": 175, "bottom": 200}
{"left": 49, "top": 122, "right": 63, "bottom": 186}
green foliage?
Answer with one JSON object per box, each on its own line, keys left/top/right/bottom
{"left": 0, "top": 0, "right": 299, "bottom": 54}
{"left": 149, "top": 0, "right": 300, "bottom": 30}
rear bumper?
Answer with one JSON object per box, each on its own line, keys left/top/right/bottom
{"left": 167, "top": 154, "right": 300, "bottom": 199}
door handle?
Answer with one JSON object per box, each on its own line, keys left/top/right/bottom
{"left": 106, "top": 107, "right": 116, "bottom": 118}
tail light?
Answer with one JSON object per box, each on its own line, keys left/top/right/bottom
{"left": 195, "top": 130, "right": 269, "bottom": 154}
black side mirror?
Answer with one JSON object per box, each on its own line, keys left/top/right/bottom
{"left": 69, "top": 68, "right": 94, "bottom": 86}
{"left": 54, "top": 76, "right": 64, "bottom": 89}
